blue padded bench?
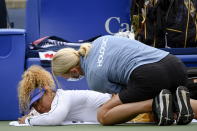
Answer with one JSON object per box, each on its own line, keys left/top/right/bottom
{"left": 162, "top": 48, "right": 197, "bottom": 67}
{"left": 0, "top": 29, "right": 25, "bottom": 120}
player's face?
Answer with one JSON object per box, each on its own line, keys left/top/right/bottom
{"left": 33, "top": 91, "right": 54, "bottom": 113}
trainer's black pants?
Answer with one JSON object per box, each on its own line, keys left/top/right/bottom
{"left": 119, "top": 54, "right": 188, "bottom": 103}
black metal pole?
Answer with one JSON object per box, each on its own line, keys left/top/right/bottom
{"left": 0, "top": 0, "right": 7, "bottom": 28}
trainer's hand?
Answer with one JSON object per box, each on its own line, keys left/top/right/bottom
{"left": 18, "top": 115, "right": 29, "bottom": 124}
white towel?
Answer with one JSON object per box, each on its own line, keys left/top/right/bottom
{"left": 9, "top": 121, "right": 99, "bottom": 126}
{"left": 9, "top": 119, "right": 197, "bottom": 126}
{"left": 9, "top": 121, "right": 30, "bottom": 126}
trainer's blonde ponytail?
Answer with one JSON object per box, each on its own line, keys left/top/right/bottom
{"left": 52, "top": 43, "right": 91, "bottom": 76}
{"left": 78, "top": 43, "right": 91, "bottom": 57}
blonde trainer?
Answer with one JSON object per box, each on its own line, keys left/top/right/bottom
{"left": 51, "top": 35, "right": 194, "bottom": 125}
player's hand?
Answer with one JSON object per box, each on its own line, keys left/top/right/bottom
{"left": 18, "top": 115, "right": 29, "bottom": 124}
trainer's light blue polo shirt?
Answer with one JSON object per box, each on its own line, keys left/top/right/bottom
{"left": 80, "top": 35, "right": 169, "bottom": 94}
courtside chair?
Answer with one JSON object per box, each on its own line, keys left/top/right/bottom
{"left": 0, "top": 29, "right": 25, "bottom": 120}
